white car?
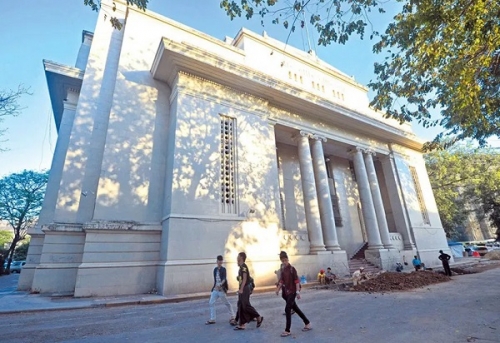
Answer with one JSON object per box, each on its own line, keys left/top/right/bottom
{"left": 4, "top": 260, "right": 26, "bottom": 273}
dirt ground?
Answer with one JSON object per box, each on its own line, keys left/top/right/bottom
{"left": 350, "top": 260, "right": 500, "bottom": 293}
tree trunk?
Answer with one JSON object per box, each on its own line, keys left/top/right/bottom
{"left": 5, "top": 235, "right": 20, "bottom": 274}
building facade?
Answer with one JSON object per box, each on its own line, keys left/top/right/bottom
{"left": 19, "top": 1, "right": 451, "bottom": 297}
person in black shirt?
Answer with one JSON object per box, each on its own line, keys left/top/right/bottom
{"left": 234, "top": 252, "right": 263, "bottom": 330}
{"left": 275, "top": 251, "right": 311, "bottom": 337}
{"left": 438, "top": 250, "right": 452, "bottom": 276}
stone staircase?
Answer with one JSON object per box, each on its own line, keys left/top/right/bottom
{"left": 348, "top": 242, "right": 381, "bottom": 275}
{"left": 352, "top": 242, "right": 369, "bottom": 260}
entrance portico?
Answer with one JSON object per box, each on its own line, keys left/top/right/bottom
{"left": 274, "top": 125, "right": 410, "bottom": 270}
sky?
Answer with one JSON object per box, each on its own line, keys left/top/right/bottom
{"left": 0, "top": 0, "right": 491, "bottom": 177}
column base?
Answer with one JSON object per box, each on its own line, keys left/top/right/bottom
{"left": 325, "top": 244, "right": 342, "bottom": 251}
{"left": 309, "top": 245, "right": 327, "bottom": 254}
{"left": 367, "top": 244, "right": 384, "bottom": 250}
{"left": 383, "top": 244, "right": 395, "bottom": 249}
{"left": 310, "top": 250, "right": 331, "bottom": 255}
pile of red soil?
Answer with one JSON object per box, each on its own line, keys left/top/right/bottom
{"left": 351, "top": 271, "right": 450, "bottom": 292}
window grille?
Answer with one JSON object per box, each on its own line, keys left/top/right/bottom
{"left": 220, "top": 116, "right": 237, "bottom": 214}
{"left": 409, "top": 166, "right": 430, "bottom": 225}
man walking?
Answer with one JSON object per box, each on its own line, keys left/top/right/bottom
{"left": 439, "top": 250, "right": 452, "bottom": 276}
{"left": 205, "top": 255, "right": 235, "bottom": 325}
{"left": 275, "top": 251, "right": 311, "bottom": 337}
{"left": 234, "top": 252, "right": 263, "bottom": 330}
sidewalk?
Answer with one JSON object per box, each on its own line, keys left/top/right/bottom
{"left": 0, "top": 257, "right": 487, "bottom": 315}
{"left": 0, "top": 280, "right": 287, "bottom": 315}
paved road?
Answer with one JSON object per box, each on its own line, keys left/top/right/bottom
{"left": 1, "top": 268, "right": 499, "bottom": 343}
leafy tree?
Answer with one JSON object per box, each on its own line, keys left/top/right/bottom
{"left": 425, "top": 146, "right": 500, "bottom": 239}
{"left": 0, "top": 229, "right": 13, "bottom": 249}
{"left": 84, "top": 0, "right": 148, "bottom": 29}
{"left": 219, "top": 0, "right": 500, "bottom": 148}
{"left": 0, "top": 86, "right": 31, "bottom": 150}
{"left": 0, "top": 170, "right": 48, "bottom": 274}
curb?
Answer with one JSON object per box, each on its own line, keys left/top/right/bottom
{"left": 0, "top": 282, "right": 322, "bottom": 315}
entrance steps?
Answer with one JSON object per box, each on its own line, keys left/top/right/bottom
{"left": 348, "top": 258, "right": 381, "bottom": 275}
{"left": 348, "top": 242, "right": 381, "bottom": 275}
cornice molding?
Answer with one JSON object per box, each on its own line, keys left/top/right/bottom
{"left": 43, "top": 60, "right": 84, "bottom": 80}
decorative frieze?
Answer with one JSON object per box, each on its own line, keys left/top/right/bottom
{"left": 176, "top": 71, "right": 269, "bottom": 117}
{"left": 42, "top": 223, "right": 83, "bottom": 232}
{"left": 82, "top": 221, "right": 162, "bottom": 231}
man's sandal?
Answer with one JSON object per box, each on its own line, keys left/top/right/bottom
{"left": 256, "top": 316, "right": 264, "bottom": 328}
{"left": 281, "top": 331, "right": 291, "bottom": 337}
{"left": 302, "top": 326, "right": 312, "bottom": 332}
{"left": 229, "top": 318, "right": 237, "bottom": 326}
{"left": 205, "top": 320, "right": 216, "bottom": 325}
{"left": 234, "top": 326, "right": 245, "bottom": 330}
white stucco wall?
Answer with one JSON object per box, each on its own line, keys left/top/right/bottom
{"left": 330, "top": 156, "right": 364, "bottom": 257}
{"left": 277, "top": 143, "right": 307, "bottom": 232}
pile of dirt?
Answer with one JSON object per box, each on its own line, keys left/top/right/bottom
{"left": 350, "top": 271, "right": 450, "bottom": 292}
{"left": 485, "top": 250, "right": 500, "bottom": 260}
{"left": 450, "top": 267, "right": 477, "bottom": 275}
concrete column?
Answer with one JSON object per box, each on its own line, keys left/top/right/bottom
{"left": 75, "top": 31, "right": 93, "bottom": 70}
{"left": 75, "top": 1, "right": 127, "bottom": 223}
{"left": 351, "top": 148, "right": 384, "bottom": 249}
{"left": 310, "top": 136, "right": 340, "bottom": 251}
{"left": 38, "top": 89, "right": 80, "bottom": 227}
{"left": 296, "top": 131, "right": 326, "bottom": 253}
{"left": 381, "top": 154, "right": 416, "bottom": 250}
{"left": 364, "top": 151, "right": 394, "bottom": 249}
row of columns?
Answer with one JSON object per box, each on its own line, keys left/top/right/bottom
{"left": 296, "top": 131, "right": 340, "bottom": 253}
{"left": 295, "top": 131, "right": 394, "bottom": 253}
{"left": 351, "top": 148, "right": 393, "bottom": 250}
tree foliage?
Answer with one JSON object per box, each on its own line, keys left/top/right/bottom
{"left": 84, "top": 0, "right": 148, "bottom": 29}
{"left": 0, "top": 230, "right": 13, "bottom": 249}
{"left": 0, "top": 85, "right": 31, "bottom": 150}
{"left": 425, "top": 146, "right": 500, "bottom": 240}
{"left": 219, "top": 0, "right": 500, "bottom": 147}
{"left": 0, "top": 170, "right": 48, "bottom": 273}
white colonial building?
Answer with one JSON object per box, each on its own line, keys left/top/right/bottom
{"left": 19, "top": 1, "right": 451, "bottom": 297}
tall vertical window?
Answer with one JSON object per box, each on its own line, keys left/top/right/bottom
{"left": 348, "top": 160, "right": 357, "bottom": 181}
{"left": 220, "top": 115, "right": 237, "bottom": 214}
{"left": 326, "top": 158, "right": 342, "bottom": 227}
{"left": 409, "top": 166, "right": 430, "bottom": 225}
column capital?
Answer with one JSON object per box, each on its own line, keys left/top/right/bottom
{"left": 299, "top": 130, "right": 314, "bottom": 138}
{"left": 311, "top": 134, "right": 327, "bottom": 142}
{"left": 364, "top": 150, "right": 377, "bottom": 157}
{"left": 348, "top": 146, "right": 366, "bottom": 155}
{"left": 292, "top": 130, "right": 313, "bottom": 141}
